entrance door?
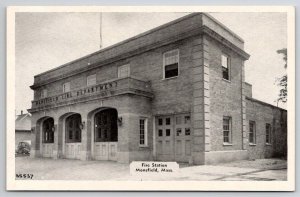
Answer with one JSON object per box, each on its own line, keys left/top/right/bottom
{"left": 156, "top": 114, "right": 191, "bottom": 162}
{"left": 41, "top": 118, "right": 54, "bottom": 158}
{"left": 174, "top": 114, "right": 192, "bottom": 162}
{"left": 156, "top": 116, "right": 174, "bottom": 161}
{"left": 93, "top": 109, "right": 118, "bottom": 161}
{"left": 65, "top": 114, "right": 82, "bottom": 159}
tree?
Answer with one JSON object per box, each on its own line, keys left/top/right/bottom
{"left": 276, "top": 48, "right": 287, "bottom": 103}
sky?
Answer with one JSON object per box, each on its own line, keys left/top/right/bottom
{"left": 15, "top": 12, "right": 287, "bottom": 114}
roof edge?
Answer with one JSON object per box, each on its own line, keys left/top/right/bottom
{"left": 34, "top": 12, "right": 199, "bottom": 78}
{"left": 246, "top": 96, "right": 287, "bottom": 111}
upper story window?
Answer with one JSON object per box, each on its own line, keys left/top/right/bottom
{"left": 40, "top": 89, "right": 47, "bottom": 98}
{"left": 118, "top": 64, "right": 130, "bottom": 78}
{"left": 266, "top": 123, "right": 272, "bottom": 144}
{"left": 163, "top": 49, "right": 179, "bottom": 79}
{"left": 221, "top": 54, "right": 230, "bottom": 80}
{"left": 223, "top": 116, "right": 232, "bottom": 144}
{"left": 87, "top": 74, "right": 96, "bottom": 86}
{"left": 249, "top": 121, "right": 256, "bottom": 144}
{"left": 63, "top": 82, "right": 70, "bottom": 93}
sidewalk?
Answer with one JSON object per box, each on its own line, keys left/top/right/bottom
{"left": 15, "top": 157, "right": 287, "bottom": 181}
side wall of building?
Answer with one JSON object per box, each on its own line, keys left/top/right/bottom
{"left": 246, "top": 98, "right": 287, "bottom": 160}
{"left": 33, "top": 36, "right": 197, "bottom": 115}
{"left": 207, "top": 36, "right": 244, "bottom": 151}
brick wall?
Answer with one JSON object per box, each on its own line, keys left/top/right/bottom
{"left": 131, "top": 37, "right": 196, "bottom": 115}
{"left": 246, "top": 98, "right": 287, "bottom": 159}
{"left": 207, "top": 36, "right": 244, "bottom": 151}
{"left": 34, "top": 36, "right": 197, "bottom": 115}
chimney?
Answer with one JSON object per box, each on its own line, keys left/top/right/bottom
{"left": 21, "top": 110, "right": 23, "bottom": 115}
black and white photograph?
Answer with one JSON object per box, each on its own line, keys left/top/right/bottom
{"left": 6, "top": 6, "right": 295, "bottom": 191}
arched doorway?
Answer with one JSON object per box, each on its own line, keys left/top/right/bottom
{"left": 39, "top": 117, "right": 55, "bottom": 158}
{"left": 92, "top": 108, "right": 118, "bottom": 161}
{"left": 94, "top": 109, "right": 118, "bottom": 142}
{"left": 43, "top": 118, "right": 54, "bottom": 143}
{"left": 64, "top": 113, "right": 82, "bottom": 159}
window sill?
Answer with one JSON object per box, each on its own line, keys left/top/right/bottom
{"left": 223, "top": 143, "right": 233, "bottom": 146}
{"left": 249, "top": 143, "right": 256, "bottom": 146}
{"left": 222, "top": 78, "right": 231, "bottom": 83}
{"left": 139, "top": 145, "right": 149, "bottom": 148}
{"left": 162, "top": 76, "right": 178, "bottom": 81}
{"left": 265, "top": 143, "right": 272, "bottom": 146}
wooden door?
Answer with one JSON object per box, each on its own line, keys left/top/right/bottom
{"left": 156, "top": 116, "right": 174, "bottom": 161}
{"left": 174, "top": 114, "right": 192, "bottom": 162}
{"left": 65, "top": 114, "right": 82, "bottom": 159}
{"left": 156, "top": 114, "right": 191, "bottom": 162}
{"left": 42, "top": 118, "right": 54, "bottom": 158}
{"left": 93, "top": 109, "right": 118, "bottom": 161}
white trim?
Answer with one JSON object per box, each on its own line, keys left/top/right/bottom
{"left": 249, "top": 120, "right": 256, "bottom": 144}
{"left": 221, "top": 53, "right": 231, "bottom": 81}
{"left": 40, "top": 89, "right": 47, "bottom": 98}
{"left": 117, "top": 64, "right": 130, "bottom": 78}
{"left": 87, "top": 74, "right": 96, "bottom": 86}
{"left": 139, "top": 117, "right": 148, "bottom": 147}
{"left": 223, "top": 143, "right": 233, "bottom": 146}
{"left": 62, "top": 82, "right": 71, "bottom": 93}
{"left": 223, "top": 116, "right": 232, "bottom": 144}
{"left": 163, "top": 49, "right": 179, "bottom": 79}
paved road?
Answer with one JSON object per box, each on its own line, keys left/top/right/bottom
{"left": 15, "top": 157, "right": 287, "bottom": 181}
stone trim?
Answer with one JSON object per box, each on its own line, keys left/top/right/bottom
{"left": 191, "top": 35, "right": 211, "bottom": 165}
{"left": 241, "top": 63, "right": 247, "bottom": 150}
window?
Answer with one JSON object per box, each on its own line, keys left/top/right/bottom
{"left": 221, "top": 54, "right": 230, "bottom": 80}
{"left": 66, "top": 114, "right": 81, "bottom": 143}
{"left": 184, "top": 116, "right": 191, "bottom": 124}
{"left": 63, "top": 82, "right": 70, "bottom": 93}
{"left": 158, "top": 129, "right": 163, "bottom": 137}
{"left": 176, "top": 128, "right": 182, "bottom": 136}
{"left": 163, "top": 49, "right": 179, "bottom": 79}
{"left": 87, "top": 74, "right": 96, "bottom": 86}
{"left": 176, "top": 116, "right": 181, "bottom": 125}
{"left": 249, "top": 121, "right": 256, "bottom": 144}
{"left": 41, "top": 89, "right": 47, "bottom": 98}
{"left": 166, "top": 118, "right": 171, "bottom": 125}
{"left": 266, "top": 123, "right": 271, "bottom": 144}
{"left": 223, "top": 116, "right": 232, "bottom": 143}
{"left": 166, "top": 129, "right": 171, "bottom": 136}
{"left": 158, "top": 118, "right": 163, "bottom": 126}
{"left": 185, "top": 128, "right": 191, "bottom": 136}
{"left": 118, "top": 64, "right": 130, "bottom": 78}
{"left": 139, "top": 118, "right": 148, "bottom": 146}
{"left": 43, "top": 118, "right": 54, "bottom": 143}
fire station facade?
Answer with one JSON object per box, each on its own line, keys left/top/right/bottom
{"left": 28, "top": 13, "right": 287, "bottom": 164}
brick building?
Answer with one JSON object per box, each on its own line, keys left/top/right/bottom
{"left": 28, "top": 13, "right": 287, "bottom": 164}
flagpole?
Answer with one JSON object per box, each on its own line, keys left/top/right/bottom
{"left": 99, "top": 12, "right": 102, "bottom": 49}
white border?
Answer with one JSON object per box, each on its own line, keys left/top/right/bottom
{"left": 6, "top": 6, "right": 295, "bottom": 191}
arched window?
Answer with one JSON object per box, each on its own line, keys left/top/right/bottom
{"left": 94, "top": 109, "right": 118, "bottom": 142}
{"left": 66, "top": 114, "right": 81, "bottom": 143}
{"left": 43, "top": 118, "right": 54, "bottom": 143}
